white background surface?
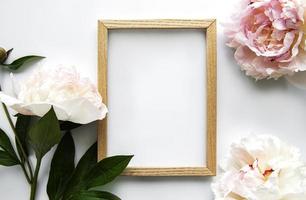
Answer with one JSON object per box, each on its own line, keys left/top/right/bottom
{"left": 1, "top": 0, "right": 306, "bottom": 200}
{"left": 107, "top": 29, "right": 206, "bottom": 167}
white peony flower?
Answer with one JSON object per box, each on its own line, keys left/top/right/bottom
{"left": 0, "top": 66, "right": 108, "bottom": 124}
{"left": 212, "top": 135, "right": 306, "bottom": 200}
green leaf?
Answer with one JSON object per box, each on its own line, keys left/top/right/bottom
{"left": 60, "top": 121, "right": 82, "bottom": 131}
{"left": 0, "top": 128, "right": 19, "bottom": 162}
{"left": 47, "top": 132, "right": 75, "bottom": 200}
{"left": 15, "top": 115, "right": 31, "bottom": 162}
{"left": 28, "top": 107, "right": 61, "bottom": 159}
{"left": 71, "top": 190, "right": 121, "bottom": 200}
{"left": 84, "top": 155, "right": 133, "bottom": 189}
{"left": 62, "top": 143, "right": 97, "bottom": 199}
{"left": 1, "top": 55, "right": 45, "bottom": 70}
{"left": 68, "top": 143, "right": 97, "bottom": 184}
{"left": 0, "top": 150, "right": 19, "bottom": 166}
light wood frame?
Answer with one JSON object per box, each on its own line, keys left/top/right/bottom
{"left": 98, "top": 19, "right": 217, "bottom": 176}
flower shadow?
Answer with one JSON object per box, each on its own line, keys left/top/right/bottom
{"left": 100, "top": 176, "right": 214, "bottom": 198}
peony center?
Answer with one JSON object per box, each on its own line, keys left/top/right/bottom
{"left": 263, "top": 168, "right": 274, "bottom": 180}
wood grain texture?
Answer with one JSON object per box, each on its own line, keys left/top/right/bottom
{"left": 206, "top": 20, "right": 217, "bottom": 175}
{"left": 97, "top": 19, "right": 217, "bottom": 176}
{"left": 101, "top": 19, "right": 214, "bottom": 29}
{"left": 122, "top": 167, "right": 214, "bottom": 176}
{"left": 97, "top": 22, "right": 108, "bottom": 161}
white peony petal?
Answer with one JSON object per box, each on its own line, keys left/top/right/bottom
{"left": 0, "top": 66, "right": 108, "bottom": 124}
{"left": 0, "top": 92, "right": 33, "bottom": 115}
{"left": 59, "top": 98, "right": 108, "bottom": 124}
{"left": 212, "top": 134, "right": 306, "bottom": 200}
{"left": 10, "top": 73, "right": 21, "bottom": 97}
{"left": 0, "top": 92, "right": 70, "bottom": 120}
{"left": 21, "top": 103, "right": 70, "bottom": 121}
{"left": 0, "top": 91, "right": 22, "bottom": 106}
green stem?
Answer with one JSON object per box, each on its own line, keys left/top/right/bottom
{"left": 2, "top": 102, "right": 34, "bottom": 181}
{"left": 19, "top": 161, "right": 31, "bottom": 183}
{"left": 30, "top": 158, "right": 41, "bottom": 200}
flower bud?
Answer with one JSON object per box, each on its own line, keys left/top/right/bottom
{"left": 0, "top": 47, "right": 7, "bottom": 63}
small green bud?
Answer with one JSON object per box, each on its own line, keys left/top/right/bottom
{"left": 0, "top": 47, "right": 7, "bottom": 63}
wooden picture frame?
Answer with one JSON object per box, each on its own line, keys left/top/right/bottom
{"left": 98, "top": 19, "right": 216, "bottom": 176}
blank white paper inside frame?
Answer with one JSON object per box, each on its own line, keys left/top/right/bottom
{"left": 107, "top": 29, "right": 207, "bottom": 167}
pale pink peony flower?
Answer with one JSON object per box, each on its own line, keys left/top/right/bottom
{"left": 212, "top": 135, "right": 306, "bottom": 200}
{"left": 0, "top": 66, "right": 108, "bottom": 124}
{"left": 225, "top": 0, "right": 306, "bottom": 80}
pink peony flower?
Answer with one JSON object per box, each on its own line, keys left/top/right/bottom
{"left": 225, "top": 0, "right": 306, "bottom": 80}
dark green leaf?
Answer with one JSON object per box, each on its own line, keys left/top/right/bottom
{"left": 15, "top": 115, "right": 31, "bottom": 162}
{"left": 47, "top": 132, "right": 75, "bottom": 200}
{"left": 0, "top": 128, "right": 19, "bottom": 162}
{"left": 1, "top": 55, "right": 45, "bottom": 70}
{"left": 28, "top": 107, "right": 61, "bottom": 159}
{"left": 84, "top": 155, "right": 133, "bottom": 189}
{"left": 60, "top": 121, "right": 82, "bottom": 131}
{"left": 62, "top": 143, "right": 97, "bottom": 199}
{"left": 69, "top": 143, "right": 97, "bottom": 184}
{"left": 71, "top": 190, "right": 121, "bottom": 200}
{"left": 0, "top": 150, "right": 19, "bottom": 166}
